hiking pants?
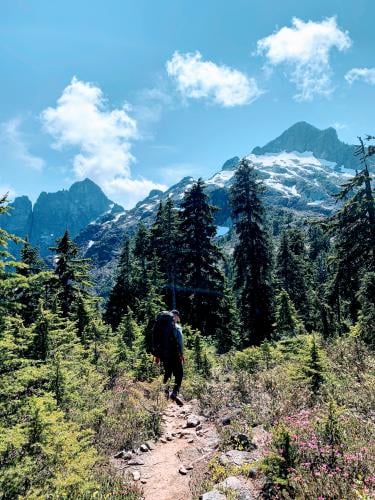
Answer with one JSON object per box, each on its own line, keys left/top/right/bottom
{"left": 162, "top": 356, "right": 183, "bottom": 394}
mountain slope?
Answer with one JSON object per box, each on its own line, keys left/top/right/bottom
{"left": 76, "top": 145, "right": 354, "bottom": 290}
{"left": 0, "top": 179, "right": 123, "bottom": 257}
{"left": 252, "top": 121, "right": 358, "bottom": 170}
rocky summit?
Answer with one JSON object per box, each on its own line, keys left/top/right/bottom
{"left": 0, "top": 178, "right": 122, "bottom": 258}
{"left": 1, "top": 122, "right": 358, "bottom": 272}
{"left": 252, "top": 121, "right": 358, "bottom": 170}
{"left": 75, "top": 122, "right": 356, "bottom": 288}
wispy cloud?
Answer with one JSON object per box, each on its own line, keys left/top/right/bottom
{"left": 332, "top": 121, "right": 347, "bottom": 131}
{"left": 166, "top": 51, "right": 262, "bottom": 107}
{"left": 257, "top": 17, "right": 351, "bottom": 101}
{"left": 0, "top": 118, "right": 45, "bottom": 171}
{"left": 41, "top": 77, "right": 166, "bottom": 208}
{"left": 159, "top": 163, "right": 201, "bottom": 184}
{"left": 105, "top": 177, "right": 167, "bottom": 209}
{"left": 345, "top": 67, "right": 375, "bottom": 85}
{"left": 132, "top": 86, "right": 174, "bottom": 140}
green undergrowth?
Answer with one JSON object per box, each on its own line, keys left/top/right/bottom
{"left": 193, "top": 331, "right": 375, "bottom": 499}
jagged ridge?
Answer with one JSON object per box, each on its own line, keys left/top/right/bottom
{"left": 252, "top": 121, "right": 357, "bottom": 170}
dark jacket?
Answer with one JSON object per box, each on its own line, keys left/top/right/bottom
{"left": 152, "top": 312, "right": 183, "bottom": 360}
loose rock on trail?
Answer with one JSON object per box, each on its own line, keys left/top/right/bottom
{"left": 112, "top": 400, "right": 219, "bottom": 500}
{"left": 112, "top": 398, "right": 269, "bottom": 499}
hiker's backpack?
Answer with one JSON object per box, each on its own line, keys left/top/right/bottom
{"left": 152, "top": 311, "right": 178, "bottom": 359}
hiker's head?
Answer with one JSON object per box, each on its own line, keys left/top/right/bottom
{"left": 171, "top": 310, "right": 180, "bottom": 323}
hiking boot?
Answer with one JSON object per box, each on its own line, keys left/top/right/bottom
{"left": 170, "top": 392, "right": 184, "bottom": 406}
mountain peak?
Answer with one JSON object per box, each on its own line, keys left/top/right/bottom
{"left": 252, "top": 122, "right": 356, "bottom": 169}
{"left": 221, "top": 157, "right": 240, "bottom": 171}
{"left": 69, "top": 178, "right": 106, "bottom": 195}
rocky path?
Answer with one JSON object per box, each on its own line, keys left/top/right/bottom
{"left": 112, "top": 400, "right": 219, "bottom": 500}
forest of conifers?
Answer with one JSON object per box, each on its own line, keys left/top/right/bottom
{"left": 0, "top": 157, "right": 374, "bottom": 499}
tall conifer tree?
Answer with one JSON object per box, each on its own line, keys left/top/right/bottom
{"left": 151, "top": 198, "right": 180, "bottom": 308}
{"left": 51, "top": 231, "right": 91, "bottom": 318}
{"left": 276, "top": 229, "right": 313, "bottom": 330}
{"left": 230, "top": 159, "right": 274, "bottom": 345}
{"left": 323, "top": 137, "right": 375, "bottom": 323}
{"left": 179, "top": 179, "right": 234, "bottom": 347}
{"left": 104, "top": 236, "right": 135, "bottom": 330}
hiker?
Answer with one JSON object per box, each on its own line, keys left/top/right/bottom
{"left": 152, "top": 309, "right": 184, "bottom": 406}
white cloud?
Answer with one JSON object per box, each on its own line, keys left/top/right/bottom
{"left": 345, "top": 67, "right": 375, "bottom": 85}
{"left": 0, "top": 118, "right": 45, "bottom": 171}
{"left": 41, "top": 77, "right": 166, "bottom": 208}
{"left": 332, "top": 121, "right": 347, "bottom": 130}
{"left": 166, "top": 51, "right": 262, "bottom": 107}
{"left": 105, "top": 177, "right": 167, "bottom": 209}
{"left": 41, "top": 77, "right": 137, "bottom": 182}
{"left": 257, "top": 17, "right": 351, "bottom": 101}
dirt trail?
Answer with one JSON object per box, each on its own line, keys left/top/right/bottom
{"left": 113, "top": 400, "right": 219, "bottom": 500}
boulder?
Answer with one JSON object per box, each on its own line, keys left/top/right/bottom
{"left": 202, "top": 491, "right": 226, "bottom": 500}
{"left": 146, "top": 441, "right": 154, "bottom": 450}
{"left": 140, "top": 444, "right": 149, "bottom": 452}
{"left": 132, "top": 471, "right": 141, "bottom": 481}
{"left": 114, "top": 450, "right": 132, "bottom": 460}
{"left": 186, "top": 415, "right": 200, "bottom": 428}
{"left": 216, "top": 476, "right": 254, "bottom": 500}
{"left": 219, "top": 450, "right": 255, "bottom": 466}
{"left": 128, "top": 458, "right": 145, "bottom": 466}
{"left": 221, "top": 416, "right": 231, "bottom": 426}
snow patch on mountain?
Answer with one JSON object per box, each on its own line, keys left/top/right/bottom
{"left": 75, "top": 149, "right": 354, "bottom": 276}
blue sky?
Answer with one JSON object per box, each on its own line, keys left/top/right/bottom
{"left": 1, "top": 0, "right": 374, "bottom": 208}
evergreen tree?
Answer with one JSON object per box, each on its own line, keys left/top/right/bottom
{"left": 116, "top": 308, "right": 142, "bottom": 363}
{"left": 0, "top": 195, "right": 25, "bottom": 325}
{"left": 151, "top": 198, "right": 180, "bottom": 308}
{"left": 51, "top": 231, "right": 91, "bottom": 318}
{"left": 83, "top": 318, "right": 111, "bottom": 365}
{"left": 16, "top": 239, "right": 54, "bottom": 325}
{"left": 0, "top": 395, "right": 99, "bottom": 498}
{"left": 104, "top": 236, "right": 135, "bottom": 330}
{"left": 133, "top": 222, "right": 151, "bottom": 302}
{"left": 73, "top": 292, "right": 97, "bottom": 340}
{"left": 323, "top": 138, "right": 375, "bottom": 323}
{"left": 179, "top": 179, "right": 235, "bottom": 346}
{"left": 276, "top": 229, "right": 313, "bottom": 329}
{"left": 32, "top": 301, "right": 78, "bottom": 361}
{"left": 18, "top": 238, "right": 44, "bottom": 277}
{"left": 140, "top": 281, "right": 166, "bottom": 353}
{"left": 304, "top": 337, "right": 325, "bottom": 395}
{"left": 192, "top": 332, "right": 212, "bottom": 376}
{"left": 230, "top": 159, "right": 274, "bottom": 345}
{"left": 308, "top": 224, "right": 330, "bottom": 279}
{"left": 273, "top": 289, "right": 304, "bottom": 339}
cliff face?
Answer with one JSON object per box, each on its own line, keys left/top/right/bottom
{"left": 0, "top": 179, "right": 123, "bottom": 258}
{"left": 252, "top": 121, "right": 358, "bottom": 170}
{"left": 0, "top": 195, "right": 33, "bottom": 237}
{"left": 75, "top": 149, "right": 355, "bottom": 296}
